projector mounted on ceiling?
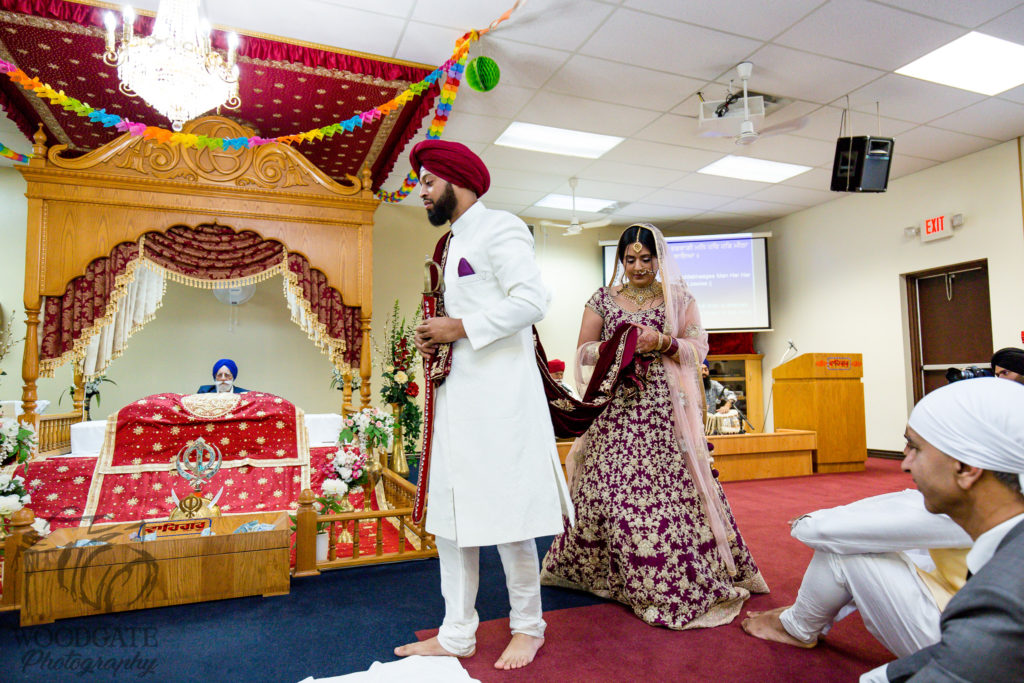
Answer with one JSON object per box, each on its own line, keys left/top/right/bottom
{"left": 697, "top": 62, "right": 806, "bottom": 145}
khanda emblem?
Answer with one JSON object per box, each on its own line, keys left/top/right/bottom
{"left": 170, "top": 438, "right": 224, "bottom": 519}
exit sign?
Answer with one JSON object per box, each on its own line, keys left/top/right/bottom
{"left": 922, "top": 215, "right": 952, "bottom": 242}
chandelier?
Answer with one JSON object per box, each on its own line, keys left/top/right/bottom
{"left": 103, "top": 0, "right": 240, "bottom": 131}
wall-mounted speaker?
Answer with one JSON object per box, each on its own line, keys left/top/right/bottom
{"left": 830, "top": 136, "right": 894, "bottom": 192}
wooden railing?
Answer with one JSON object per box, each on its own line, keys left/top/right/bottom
{"left": 293, "top": 468, "right": 436, "bottom": 577}
{"left": 37, "top": 411, "right": 84, "bottom": 457}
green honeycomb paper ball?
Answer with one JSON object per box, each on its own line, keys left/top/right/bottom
{"left": 466, "top": 56, "right": 500, "bottom": 92}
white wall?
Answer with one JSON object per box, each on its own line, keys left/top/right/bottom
{"left": 759, "top": 139, "right": 1024, "bottom": 451}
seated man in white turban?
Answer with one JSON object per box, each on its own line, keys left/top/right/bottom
{"left": 743, "top": 378, "right": 1024, "bottom": 683}
{"left": 197, "top": 359, "right": 248, "bottom": 394}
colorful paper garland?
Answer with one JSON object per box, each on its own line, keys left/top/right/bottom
{"left": 0, "top": 142, "right": 30, "bottom": 163}
{"left": 0, "top": 2, "right": 522, "bottom": 203}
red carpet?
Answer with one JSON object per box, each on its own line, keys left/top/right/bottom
{"left": 419, "top": 458, "right": 913, "bottom": 682}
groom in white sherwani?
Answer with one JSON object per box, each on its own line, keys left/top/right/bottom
{"left": 394, "top": 140, "right": 573, "bottom": 670}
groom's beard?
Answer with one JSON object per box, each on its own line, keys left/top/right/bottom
{"left": 427, "top": 184, "right": 457, "bottom": 226}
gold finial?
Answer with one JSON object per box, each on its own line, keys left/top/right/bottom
{"left": 31, "top": 123, "right": 47, "bottom": 162}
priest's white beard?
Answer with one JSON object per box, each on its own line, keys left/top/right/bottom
{"left": 216, "top": 381, "right": 233, "bottom": 393}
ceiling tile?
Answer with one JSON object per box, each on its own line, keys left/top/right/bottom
{"left": 635, "top": 114, "right": 738, "bottom": 153}
{"left": 789, "top": 105, "right": 917, "bottom": 142}
{"left": 442, "top": 111, "right": 512, "bottom": 144}
{"left": 551, "top": 178, "right": 656, "bottom": 204}
{"left": 642, "top": 188, "right": 736, "bottom": 211}
{"left": 516, "top": 92, "right": 661, "bottom": 137}
{"left": 929, "top": 99, "right": 1024, "bottom": 140}
{"left": 775, "top": 0, "right": 965, "bottom": 70}
{"left": 842, "top": 74, "right": 986, "bottom": 122}
{"left": 576, "top": 160, "right": 687, "bottom": 187}
{"left": 745, "top": 183, "right": 836, "bottom": 206}
{"left": 743, "top": 44, "right": 885, "bottom": 103}
{"left": 406, "top": 0, "right": 612, "bottom": 51}
{"left": 611, "top": 203, "right": 705, "bottom": 221}
{"left": 875, "top": 0, "right": 1023, "bottom": 28}
{"left": 889, "top": 153, "right": 939, "bottom": 178}
{"left": 667, "top": 172, "right": 768, "bottom": 197}
{"left": 480, "top": 145, "right": 592, "bottom": 176}
{"left": 454, "top": 84, "right": 535, "bottom": 118}
{"left": 395, "top": 22, "right": 469, "bottom": 64}
{"left": 483, "top": 187, "right": 547, "bottom": 207}
{"left": 744, "top": 134, "right": 837, "bottom": 166}
{"left": 579, "top": 8, "right": 764, "bottom": 81}
{"left": 685, "top": 211, "right": 770, "bottom": 229}
{"left": 480, "top": 39, "right": 573, "bottom": 89}
{"left": 546, "top": 55, "right": 703, "bottom": 112}
{"left": 784, "top": 166, "right": 837, "bottom": 190}
{"left": 601, "top": 139, "right": 726, "bottom": 172}
{"left": 977, "top": 4, "right": 1024, "bottom": 43}
{"left": 892, "top": 126, "right": 999, "bottom": 161}
{"left": 622, "top": 0, "right": 828, "bottom": 41}
{"left": 487, "top": 167, "right": 568, "bottom": 193}
{"left": 717, "top": 197, "right": 803, "bottom": 217}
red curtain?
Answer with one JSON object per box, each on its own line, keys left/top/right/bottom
{"left": 41, "top": 241, "right": 139, "bottom": 364}
{"left": 40, "top": 225, "right": 361, "bottom": 368}
{"left": 144, "top": 224, "right": 284, "bottom": 282}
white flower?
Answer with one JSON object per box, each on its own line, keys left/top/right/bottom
{"left": 0, "top": 473, "right": 11, "bottom": 489}
{"left": 339, "top": 466, "right": 352, "bottom": 480}
{"left": 0, "top": 493, "right": 23, "bottom": 516}
{"left": 394, "top": 371, "right": 408, "bottom": 384}
{"left": 322, "top": 479, "right": 348, "bottom": 497}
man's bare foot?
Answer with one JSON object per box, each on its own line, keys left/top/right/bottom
{"left": 741, "top": 606, "right": 817, "bottom": 649}
{"left": 494, "top": 633, "right": 544, "bottom": 670}
{"left": 394, "top": 636, "right": 474, "bottom": 658}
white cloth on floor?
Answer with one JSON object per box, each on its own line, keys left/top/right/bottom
{"left": 436, "top": 535, "right": 545, "bottom": 656}
{"left": 299, "top": 655, "right": 480, "bottom": 682}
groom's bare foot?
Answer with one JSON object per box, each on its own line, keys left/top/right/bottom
{"left": 394, "top": 636, "right": 474, "bottom": 658}
{"left": 741, "top": 606, "right": 817, "bottom": 648}
{"left": 494, "top": 633, "right": 544, "bottom": 670}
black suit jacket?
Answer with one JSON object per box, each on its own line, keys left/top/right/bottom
{"left": 196, "top": 385, "right": 248, "bottom": 394}
{"left": 887, "top": 518, "right": 1024, "bottom": 682}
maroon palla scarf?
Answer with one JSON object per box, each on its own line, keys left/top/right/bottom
{"left": 535, "top": 323, "right": 650, "bottom": 438}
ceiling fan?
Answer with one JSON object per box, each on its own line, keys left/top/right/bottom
{"left": 538, "top": 177, "right": 612, "bottom": 236}
{"left": 698, "top": 62, "right": 807, "bottom": 145}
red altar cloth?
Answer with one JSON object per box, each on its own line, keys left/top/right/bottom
{"left": 103, "top": 392, "right": 307, "bottom": 470}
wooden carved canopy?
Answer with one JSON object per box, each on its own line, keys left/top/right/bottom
{"left": 19, "top": 115, "right": 377, "bottom": 423}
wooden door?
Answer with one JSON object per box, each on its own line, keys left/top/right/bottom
{"left": 906, "top": 260, "right": 992, "bottom": 401}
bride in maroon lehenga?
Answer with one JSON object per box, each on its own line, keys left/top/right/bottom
{"left": 541, "top": 224, "right": 768, "bottom": 629}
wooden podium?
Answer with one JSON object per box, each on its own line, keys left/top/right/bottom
{"left": 772, "top": 353, "right": 867, "bottom": 473}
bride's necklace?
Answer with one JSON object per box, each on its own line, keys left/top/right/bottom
{"left": 620, "top": 280, "right": 662, "bottom": 307}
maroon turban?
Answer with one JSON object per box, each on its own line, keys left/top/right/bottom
{"left": 410, "top": 140, "right": 490, "bottom": 197}
{"left": 548, "top": 359, "right": 566, "bottom": 374}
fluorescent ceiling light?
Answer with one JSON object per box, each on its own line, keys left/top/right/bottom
{"left": 535, "top": 193, "right": 617, "bottom": 212}
{"left": 895, "top": 32, "right": 1024, "bottom": 96}
{"left": 495, "top": 122, "right": 623, "bottom": 158}
{"left": 697, "top": 155, "right": 811, "bottom": 183}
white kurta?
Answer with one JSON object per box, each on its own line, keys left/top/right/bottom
{"left": 426, "top": 201, "right": 573, "bottom": 547}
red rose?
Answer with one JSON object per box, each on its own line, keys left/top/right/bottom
{"left": 405, "top": 382, "right": 419, "bottom": 397}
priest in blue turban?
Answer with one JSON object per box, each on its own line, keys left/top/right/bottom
{"left": 197, "top": 359, "right": 248, "bottom": 394}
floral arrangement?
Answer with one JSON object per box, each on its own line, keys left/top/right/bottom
{"left": 303, "top": 443, "right": 371, "bottom": 534}
{"left": 329, "top": 368, "right": 361, "bottom": 393}
{"left": 339, "top": 407, "right": 394, "bottom": 452}
{"left": 0, "top": 418, "right": 37, "bottom": 470}
{"left": 60, "top": 374, "right": 116, "bottom": 420}
{"left": 0, "top": 304, "right": 19, "bottom": 386}
{"left": 0, "top": 471, "right": 31, "bottom": 530}
{"left": 377, "top": 300, "right": 423, "bottom": 453}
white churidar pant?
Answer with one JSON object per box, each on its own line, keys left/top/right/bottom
{"left": 435, "top": 535, "right": 546, "bottom": 656}
{"left": 779, "top": 549, "right": 942, "bottom": 656}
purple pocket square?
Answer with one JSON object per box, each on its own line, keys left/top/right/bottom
{"left": 457, "top": 258, "right": 476, "bottom": 277}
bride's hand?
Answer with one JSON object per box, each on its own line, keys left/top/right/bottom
{"left": 635, "top": 325, "right": 660, "bottom": 353}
